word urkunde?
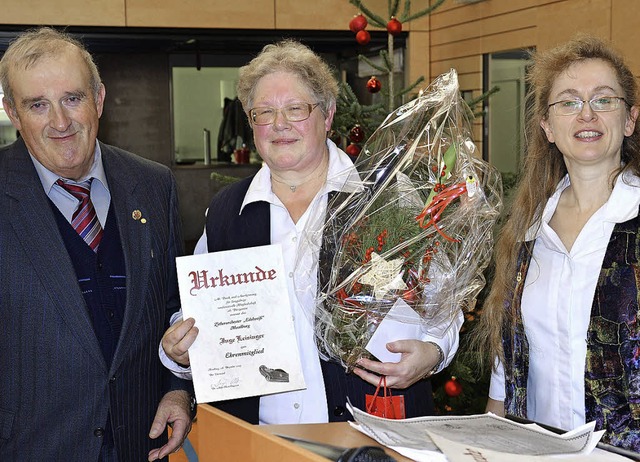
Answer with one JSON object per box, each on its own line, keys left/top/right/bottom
{"left": 188, "top": 266, "right": 277, "bottom": 295}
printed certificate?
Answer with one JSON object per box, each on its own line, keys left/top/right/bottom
{"left": 176, "top": 244, "right": 305, "bottom": 403}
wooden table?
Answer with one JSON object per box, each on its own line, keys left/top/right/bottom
{"left": 195, "top": 404, "right": 412, "bottom": 461}
{"left": 262, "top": 422, "right": 412, "bottom": 462}
{"left": 193, "top": 404, "right": 635, "bottom": 461}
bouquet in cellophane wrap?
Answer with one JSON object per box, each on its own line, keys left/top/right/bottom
{"left": 302, "top": 69, "right": 502, "bottom": 371}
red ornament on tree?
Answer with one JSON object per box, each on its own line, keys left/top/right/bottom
{"left": 366, "top": 76, "right": 381, "bottom": 93}
{"left": 444, "top": 377, "right": 463, "bottom": 397}
{"left": 386, "top": 17, "right": 402, "bottom": 36}
{"left": 349, "top": 125, "right": 365, "bottom": 143}
{"left": 355, "top": 30, "right": 371, "bottom": 45}
{"left": 345, "top": 143, "right": 362, "bottom": 157}
{"left": 349, "top": 14, "right": 368, "bottom": 33}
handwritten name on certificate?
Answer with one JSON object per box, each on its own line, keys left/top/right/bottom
{"left": 176, "top": 244, "right": 305, "bottom": 403}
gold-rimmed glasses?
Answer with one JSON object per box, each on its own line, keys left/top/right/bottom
{"left": 249, "top": 103, "right": 320, "bottom": 125}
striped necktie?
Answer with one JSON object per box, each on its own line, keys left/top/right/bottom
{"left": 56, "top": 178, "right": 104, "bottom": 252}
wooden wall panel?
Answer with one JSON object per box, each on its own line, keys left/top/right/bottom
{"left": 407, "top": 32, "right": 430, "bottom": 90}
{"left": 274, "top": 0, "right": 389, "bottom": 31}
{"left": 1, "top": 0, "right": 125, "bottom": 26}
{"left": 611, "top": 0, "right": 640, "bottom": 75}
{"left": 430, "top": 8, "right": 538, "bottom": 46}
{"left": 457, "top": 72, "right": 482, "bottom": 92}
{"left": 125, "top": 0, "right": 275, "bottom": 28}
{"left": 275, "top": 0, "right": 359, "bottom": 30}
{"left": 430, "top": 28, "right": 535, "bottom": 63}
{"left": 431, "top": 55, "right": 482, "bottom": 78}
{"left": 535, "top": 0, "right": 611, "bottom": 51}
{"left": 417, "top": 0, "right": 559, "bottom": 31}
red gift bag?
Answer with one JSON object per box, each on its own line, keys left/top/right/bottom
{"left": 365, "top": 376, "right": 405, "bottom": 419}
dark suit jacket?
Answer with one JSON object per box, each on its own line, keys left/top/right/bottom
{"left": 0, "top": 138, "right": 191, "bottom": 461}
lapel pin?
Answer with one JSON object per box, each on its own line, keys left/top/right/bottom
{"left": 132, "top": 210, "right": 142, "bottom": 220}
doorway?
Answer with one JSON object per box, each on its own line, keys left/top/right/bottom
{"left": 485, "top": 50, "right": 532, "bottom": 175}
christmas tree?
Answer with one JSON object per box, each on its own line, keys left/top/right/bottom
{"left": 335, "top": 0, "right": 498, "bottom": 162}
{"left": 334, "top": 0, "right": 446, "bottom": 157}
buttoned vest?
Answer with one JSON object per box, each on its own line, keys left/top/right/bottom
{"left": 503, "top": 209, "right": 640, "bottom": 451}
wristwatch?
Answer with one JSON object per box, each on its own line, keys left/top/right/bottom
{"left": 424, "top": 341, "right": 445, "bottom": 378}
{"left": 189, "top": 394, "right": 197, "bottom": 419}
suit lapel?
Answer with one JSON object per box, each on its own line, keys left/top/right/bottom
{"left": 101, "top": 144, "right": 152, "bottom": 373}
{"left": 4, "top": 140, "right": 106, "bottom": 368}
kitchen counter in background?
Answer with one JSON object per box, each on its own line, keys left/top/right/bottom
{"left": 173, "top": 162, "right": 261, "bottom": 254}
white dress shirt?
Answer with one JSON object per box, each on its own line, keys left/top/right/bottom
{"left": 489, "top": 172, "right": 640, "bottom": 431}
{"left": 162, "top": 139, "right": 462, "bottom": 424}
{"left": 30, "top": 142, "right": 111, "bottom": 227}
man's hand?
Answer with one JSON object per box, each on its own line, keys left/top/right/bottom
{"left": 162, "top": 318, "right": 198, "bottom": 366}
{"left": 353, "top": 340, "right": 441, "bottom": 389}
{"left": 147, "top": 390, "right": 193, "bottom": 461}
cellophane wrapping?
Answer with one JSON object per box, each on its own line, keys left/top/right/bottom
{"left": 300, "top": 69, "right": 503, "bottom": 370}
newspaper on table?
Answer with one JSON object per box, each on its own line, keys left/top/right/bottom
{"left": 345, "top": 402, "right": 630, "bottom": 462}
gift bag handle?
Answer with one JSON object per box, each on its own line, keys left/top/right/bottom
{"left": 366, "top": 376, "right": 395, "bottom": 418}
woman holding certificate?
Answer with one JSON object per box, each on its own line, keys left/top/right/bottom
{"left": 160, "top": 40, "right": 463, "bottom": 425}
{"left": 479, "top": 36, "right": 640, "bottom": 451}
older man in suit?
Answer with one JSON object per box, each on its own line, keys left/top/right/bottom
{"left": 0, "top": 28, "right": 194, "bottom": 461}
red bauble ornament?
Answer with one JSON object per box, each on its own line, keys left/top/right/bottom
{"left": 349, "top": 14, "right": 368, "bottom": 33}
{"left": 366, "top": 76, "right": 381, "bottom": 93}
{"left": 345, "top": 143, "right": 362, "bottom": 157}
{"left": 386, "top": 17, "right": 402, "bottom": 36}
{"left": 444, "top": 377, "right": 463, "bottom": 397}
{"left": 349, "top": 125, "right": 365, "bottom": 143}
{"left": 355, "top": 29, "right": 371, "bottom": 45}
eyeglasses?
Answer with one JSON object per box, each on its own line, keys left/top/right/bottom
{"left": 548, "top": 96, "right": 626, "bottom": 116}
{"left": 248, "top": 103, "right": 320, "bottom": 125}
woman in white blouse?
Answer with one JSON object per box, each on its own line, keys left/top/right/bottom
{"left": 160, "top": 40, "right": 462, "bottom": 425}
{"left": 477, "top": 35, "right": 640, "bottom": 452}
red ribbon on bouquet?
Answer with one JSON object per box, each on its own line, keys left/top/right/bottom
{"left": 415, "top": 182, "right": 467, "bottom": 242}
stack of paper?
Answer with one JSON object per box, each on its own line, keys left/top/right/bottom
{"left": 347, "top": 403, "right": 633, "bottom": 461}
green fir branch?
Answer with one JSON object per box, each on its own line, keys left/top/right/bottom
{"left": 338, "top": 81, "right": 358, "bottom": 103}
{"left": 389, "top": 0, "right": 400, "bottom": 18}
{"left": 397, "top": 76, "right": 425, "bottom": 98}
{"left": 334, "top": 80, "right": 387, "bottom": 140}
{"left": 341, "top": 190, "right": 428, "bottom": 275}
{"left": 358, "top": 54, "right": 388, "bottom": 74}
{"left": 379, "top": 49, "right": 394, "bottom": 72}
{"left": 360, "top": 102, "right": 386, "bottom": 116}
{"left": 350, "top": 101, "right": 363, "bottom": 118}
{"left": 349, "top": 0, "right": 387, "bottom": 27}
{"left": 466, "top": 85, "right": 500, "bottom": 110}
{"left": 457, "top": 86, "right": 501, "bottom": 119}
{"left": 401, "top": 0, "right": 446, "bottom": 23}
{"left": 401, "top": 0, "right": 411, "bottom": 20}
